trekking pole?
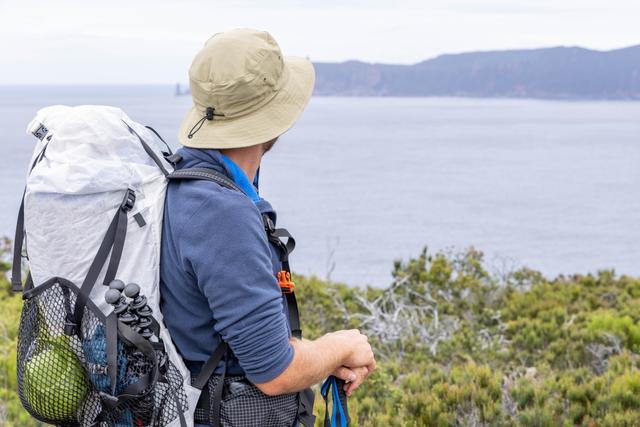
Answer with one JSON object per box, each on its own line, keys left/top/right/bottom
{"left": 124, "top": 283, "right": 154, "bottom": 339}
{"left": 335, "top": 378, "right": 348, "bottom": 422}
{"left": 105, "top": 282, "right": 127, "bottom": 317}
{"left": 104, "top": 280, "right": 136, "bottom": 426}
{"left": 106, "top": 280, "right": 139, "bottom": 327}
{"left": 321, "top": 375, "right": 350, "bottom": 427}
{"left": 124, "top": 283, "right": 156, "bottom": 422}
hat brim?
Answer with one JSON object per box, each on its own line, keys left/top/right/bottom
{"left": 178, "top": 56, "right": 315, "bottom": 149}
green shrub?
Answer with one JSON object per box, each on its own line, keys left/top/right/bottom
{"left": 2, "top": 237, "right": 640, "bottom": 426}
{"left": 588, "top": 312, "right": 640, "bottom": 352}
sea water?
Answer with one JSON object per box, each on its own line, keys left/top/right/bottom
{"left": 1, "top": 86, "right": 638, "bottom": 287}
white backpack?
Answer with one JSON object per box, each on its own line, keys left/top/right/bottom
{"left": 12, "top": 105, "right": 201, "bottom": 427}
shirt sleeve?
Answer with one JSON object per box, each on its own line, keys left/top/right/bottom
{"left": 178, "top": 188, "right": 293, "bottom": 384}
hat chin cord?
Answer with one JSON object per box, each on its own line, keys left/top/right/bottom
{"left": 187, "top": 107, "right": 219, "bottom": 139}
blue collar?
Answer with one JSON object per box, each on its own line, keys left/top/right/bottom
{"left": 219, "top": 154, "right": 261, "bottom": 204}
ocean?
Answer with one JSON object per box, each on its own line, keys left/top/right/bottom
{"left": 1, "top": 85, "right": 638, "bottom": 287}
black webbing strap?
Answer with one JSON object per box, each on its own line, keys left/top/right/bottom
{"left": 285, "top": 292, "right": 302, "bottom": 340}
{"left": 193, "top": 342, "right": 229, "bottom": 427}
{"left": 122, "top": 120, "right": 171, "bottom": 177}
{"left": 10, "top": 194, "right": 26, "bottom": 292}
{"left": 103, "top": 189, "right": 134, "bottom": 286}
{"left": 144, "top": 125, "right": 172, "bottom": 156}
{"left": 73, "top": 189, "right": 135, "bottom": 332}
{"left": 167, "top": 167, "right": 244, "bottom": 193}
{"left": 106, "top": 312, "right": 118, "bottom": 396}
{"left": 209, "top": 352, "right": 228, "bottom": 427}
{"left": 298, "top": 387, "right": 317, "bottom": 426}
{"left": 271, "top": 227, "right": 296, "bottom": 260}
{"left": 263, "top": 214, "right": 302, "bottom": 339}
{"left": 263, "top": 215, "right": 296, "bottom": 270}
{"left": 94, "top": 319, "right": 169, "bottom": 425}
{"left": 108, "top": 321, "right": 160, "bottom": 405}
{"left": 193, "top": 342, "right": 229, "bottom": 390}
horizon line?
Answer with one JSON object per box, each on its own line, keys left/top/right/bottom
{"left": 1, "top": 42, "right": 638, "bottom": 86}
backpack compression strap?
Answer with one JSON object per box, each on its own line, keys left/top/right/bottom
{"left": 11, "top": 140, "right": 50, "bottom": 293}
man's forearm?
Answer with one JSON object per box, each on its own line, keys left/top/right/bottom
{"left": 255, "top": 329, "right": 375, "bottom": 396}
{"left": 256, "top": 335, "right": 346, "bottom": 396}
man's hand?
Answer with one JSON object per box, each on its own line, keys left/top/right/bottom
{"left": 328, "top": 329, "right": 376, "bottom": 396}
{"left": 327, "top": 329, "right": 376, "bottom": 372}
{"left": 332, "top": 365, "right": 371, "bottom": 396}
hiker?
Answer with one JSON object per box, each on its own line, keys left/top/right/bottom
{"left": 160, "top": 28, "right": 376, "bottom": 427}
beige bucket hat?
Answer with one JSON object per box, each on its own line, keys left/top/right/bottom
{"left": 178, "top": 28, "right": 315, "bottom": 149}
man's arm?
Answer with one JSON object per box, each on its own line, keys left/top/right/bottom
{"left": 256, "top": 330, "right": 376, "bottom": 396}
{"left": 180, "top": 187, "right": 376, "bottom": 392}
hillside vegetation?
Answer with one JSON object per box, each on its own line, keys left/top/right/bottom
{"left": 1, "top": 239, "right": 639, "bottom": 426}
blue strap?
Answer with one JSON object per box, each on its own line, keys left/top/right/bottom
{"left": 321, "top": 376, "right": 349, "bottom": 427}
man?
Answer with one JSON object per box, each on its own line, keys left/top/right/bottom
{"left": 160, "top": 29, "right": 376, "bottom": 427}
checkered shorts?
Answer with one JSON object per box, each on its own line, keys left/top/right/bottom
{"left": 194, "top": 375, "right": 299, "bottom": 427}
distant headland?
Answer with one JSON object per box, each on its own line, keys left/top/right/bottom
{"left": 176, "top": 44, "right": 640, "bottom": 100}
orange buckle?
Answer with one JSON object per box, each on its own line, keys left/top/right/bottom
{"left": 277, "top": 271, "right": 295, "bottom": 294}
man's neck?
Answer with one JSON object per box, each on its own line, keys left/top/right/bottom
{"left": 219, "top": 145, "right": 263, "bottom": 182}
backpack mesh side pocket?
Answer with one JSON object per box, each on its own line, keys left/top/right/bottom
{"left": 17, "top": 278, "right": 93, "bottom": 425}
{"left": 17, "top": 277, "right": 188, "bottom": 426}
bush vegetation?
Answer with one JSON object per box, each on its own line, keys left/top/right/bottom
{"left": 1, "top": 239, "right": 639, "bottom": 426}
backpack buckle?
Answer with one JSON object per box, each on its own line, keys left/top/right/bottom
{"left": 164, "top": 152, "right": 182, "bottom": 165}
{"left": 277, "top": 271, "right": 295, "bottom": 294}
{"left": 64, "top": 321, "right": 77, "bottom": 336}
{"left": 263, "top": 214, "right": 275, "bottom": 234}
{"left": 64, "top": 313, "right": 77, "bottom": 335}
{"left": 120, "top": 189, "right": 136, "bottom": 212}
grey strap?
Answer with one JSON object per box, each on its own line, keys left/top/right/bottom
{"left": 167, "top": 168, "right": 244, "bottom": 194}
{"left": 73, "top": 189, "right": 134, "bottom": 332}
{"left": 122, "top": 120, "right": 171, "bottom": 176}
{"left": 106, "top": 312, "right": 118, "bottom": 395}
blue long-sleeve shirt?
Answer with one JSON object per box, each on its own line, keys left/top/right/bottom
{"left": 160, "top": 147, "right": 293, "bottom": 384}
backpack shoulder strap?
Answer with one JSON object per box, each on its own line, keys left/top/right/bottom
{"left": 167, "top": 167, "right": 244, "bottom": 194}
{"left": 175, "top": 166, "right": 319, "bottom": 426}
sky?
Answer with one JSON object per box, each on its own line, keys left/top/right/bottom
{"left": 0, "top": 0, "right": 639, "bottom": 84}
